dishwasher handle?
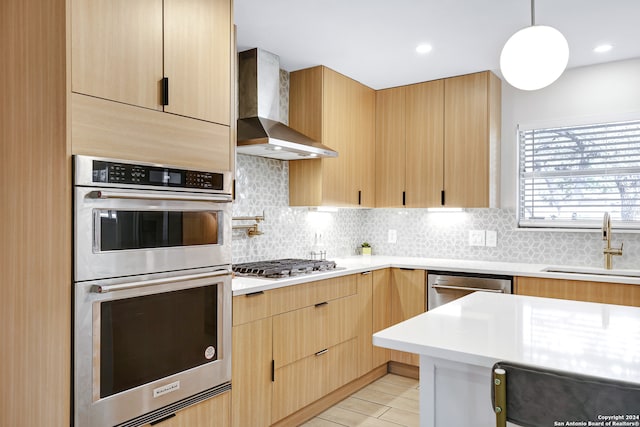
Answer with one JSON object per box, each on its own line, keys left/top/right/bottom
{"left": 431, "top": 283, "right": 504, "bottom": 293}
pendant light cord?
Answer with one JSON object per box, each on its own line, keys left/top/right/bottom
{"left": 531, "top": 0, "right": 536, "bottom": 26}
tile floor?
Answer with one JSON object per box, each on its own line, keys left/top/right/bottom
{"left": 300, "top": 374, "right": 420, "bottom": 427}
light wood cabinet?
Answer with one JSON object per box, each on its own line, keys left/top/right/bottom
{"left": 375, "top": 71, "right": 500, "bottom": 208}
{"left": 2, "top": 1, "right": 70, "bottom": 426}
{"left": 406, "top": 80, "right": 445, "bottom": 207}
{"left": 375, "top": 86, "right": 406, "bottom": 207}
{"left": 272, "top": 338, "right": 358, "bottom": 423}
{"left": 390, "top": 268, "right": 426, "bottom": 366}
{"left": 231, "top": 273, "right": 373, "bottom": 425}
{"left": 372, "top": 269, "right": 392, "bottom": 367}
{"left": 71, "top": 0, "right": 230, "bottom": 125}
{"left": 289, "top": 66, "right": 376, "bottom": 207}
{"left": 356, "top": 271, "right": 374, "bottom": 377}
{"left": 375, "top": 81, "right": 445, "bottom": 207}
{"left": 272, "top": 293, "right": 358, "bottom": 368}
{"left": 232, "top": 290, "right": 271, "bottom": 326}
{"left": 231, "top": 317, "right": 272, "bottom": 427}
{"left": 443, "top": 71, "right": 501, "bottom": 208}
{"left": 148, "top": 391, "right": 230, "bottom": 427}
{"left": 515, "top": 276, "right": 640, "bottom": 307}
{"left": 70, "top": 0, "right": 233, "bottom": 171}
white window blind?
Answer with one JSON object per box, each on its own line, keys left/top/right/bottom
{"left": 518, "top": 119, "right": 640, "bottom": 229}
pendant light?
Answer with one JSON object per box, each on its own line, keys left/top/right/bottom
{"left": 500, "top": 0, "right": 569, "bottom": 91}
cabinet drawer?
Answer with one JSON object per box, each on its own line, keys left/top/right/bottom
{"left": 272, "top": 338, "right": 358, "bottom": 423}
{"left": 232, "top": 291, "right": 271, "bottom": 326}
{"left": 270, "top": 274, "right": 357, "bottom": 315}
{"left": 144, "top": 391, "right": 230, "bottom": 427}
{"left": 272, "top": 293, "right": 357, "bottom": 368}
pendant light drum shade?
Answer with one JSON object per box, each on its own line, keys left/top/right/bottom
{"left": 500, "top": 25, "right": 569, "bottom": 91}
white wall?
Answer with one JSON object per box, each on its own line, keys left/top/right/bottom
{"left": 500, "top": 58, "right": 640, "bottom": 209}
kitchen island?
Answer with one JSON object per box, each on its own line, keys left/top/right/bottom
{"left": 372, "top": 292, "right": 640, "bottom": 427}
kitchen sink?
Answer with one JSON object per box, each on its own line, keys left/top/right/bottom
{"left": 543, "top": 266, "right": 640, "bottom": 278}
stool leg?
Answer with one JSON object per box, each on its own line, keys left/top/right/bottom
{"left": 494, "top": 368, "right": 507, "bottom": 427}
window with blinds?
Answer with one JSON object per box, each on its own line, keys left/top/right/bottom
{"left": 518, "top": 119, "right": 640, "bottom": 229}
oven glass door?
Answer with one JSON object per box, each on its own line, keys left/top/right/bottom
{"left": 96, "top": 209, "right": 219, "bottom": 251}
{"left": 75, "top": 187, "right": 231, "bottom": 281}
{"left": 74, "top": 269, "right": 231, "bottom": 427}
{"left": 99, "top": 284, "right": 218, "bottom": 398}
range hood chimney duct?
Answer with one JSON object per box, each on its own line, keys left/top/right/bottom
{"left": 237, "top": 48, "right": 338, "bottom": 160}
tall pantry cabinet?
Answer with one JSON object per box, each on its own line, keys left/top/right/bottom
{"left": 1, "top": 1, "right": 70, "bottom": 426}
{"left": 1, "top": 0, "right": 234, "bottom": 426}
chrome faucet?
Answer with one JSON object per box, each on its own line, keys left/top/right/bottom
{"left": 602, "top": 212, "right": 623, "bottom": 269}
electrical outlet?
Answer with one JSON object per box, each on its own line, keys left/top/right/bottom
{"left": 485, "top": 230, "right": 497, "bottom": 247}
{"left": 468, "top": 230, "right": 485, "bottom": 246}
{"left": 388, "top": 229, "right": 397, "bottom": 244}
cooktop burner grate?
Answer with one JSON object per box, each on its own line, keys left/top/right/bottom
{"left": 232, "top": 258, "right": 337, "bottom": 278}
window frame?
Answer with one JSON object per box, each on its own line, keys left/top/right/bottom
{"left": 516, "top": 119, "right": 640, "bottom": 231}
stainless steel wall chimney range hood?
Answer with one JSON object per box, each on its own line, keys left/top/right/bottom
{"left": 237, "top": 48, "right": 338, "bottom": 160}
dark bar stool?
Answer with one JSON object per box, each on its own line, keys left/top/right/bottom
{"left": 492, "top": 361, "right": 640, "bottom": 427}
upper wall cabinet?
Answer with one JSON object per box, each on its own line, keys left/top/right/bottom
{"left": 443, "top": 71, "right": 501, "bottom": 208}
{"left": 70, "top": 0, "right": 233, "bottom": 172}
{"left": 375, "top": 80, "right": 444, "bottom": 207}
{"left": 289, "top": 66, "right": 376, "bottom": 207}
{"left": 375, "top": 71, "right": 500, "bottom": 208}
{"left": 71, "top": 0, "right": 230, "bottom": 125}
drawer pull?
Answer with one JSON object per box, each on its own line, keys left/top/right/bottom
{"left": 315, "top": 301, "right": 328, "bottom": 308}
{"left": 150, "top": 413, "right": 176, "bottom": 425}
{"left": 245, "top": 291, "right": 265, "bottom": 297}
{"left": 315, "top": 349, "right": 328, "bottom": 356}
{"left": 361, "top": 271, "right": 372, "bottom": 275}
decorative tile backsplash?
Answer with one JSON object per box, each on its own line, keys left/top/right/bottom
{"left": 233, "top": 154, "right": 640, "bottom": 269}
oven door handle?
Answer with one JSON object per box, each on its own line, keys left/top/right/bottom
{"left": 92, "top": 270, "right": 231, "bottom": 294}
{"left": 431, "top": 284, "right": 504, "bottom": 293}
{"left": 87, "top": 190, "right": 232, "bottom": 203}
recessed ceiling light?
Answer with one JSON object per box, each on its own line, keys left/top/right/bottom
{"left": 416, "top": 44, "right": 432, "bottom": 54}
{"left": 593, "top": 44, "right": 613, "bottom": 53}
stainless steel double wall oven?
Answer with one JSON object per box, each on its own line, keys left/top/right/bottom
{"left": 73, "top": 155, "right": 233, "bottom": 427}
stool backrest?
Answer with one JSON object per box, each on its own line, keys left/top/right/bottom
{"left": 492, "top": 361, "right": 640, "bottom": 427}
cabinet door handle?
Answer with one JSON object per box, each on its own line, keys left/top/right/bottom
{"left": 161, "top": 77, "right": 169, "bottom": 106}
{"left": 361, "top": 271, "right": 372, "bottom": 276}
{"left": 150, "top": 413, "right": 176, "bottom": 425}
{"left": 441, "top": 190, "right": 445, "bottom": 206}
{"left": 358, "top": 190, "right": 362, "bottom": 205}
{"left": 432, "top": 284, "right": 504, "bottom": 293}
{"left": 315, "top": 349, "right": 328, "bottom": 356}
{"left": 402, "top": 191, "right": 406, "bottom": 206}
{"left": 315, "top": 301, "right": 328, "bottom": 308}
{"left": 245, "top": 291, "right": 264, "bottom": 297}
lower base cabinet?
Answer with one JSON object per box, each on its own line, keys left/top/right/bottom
{"left": 146, "top": 391, "right": 230, "bottom": 427}
{"left": 515, "top": 276, "right": 640, "bottom": 307}
{"left": 232, "top": 317, "right": 272, "bottom": 427}
{"left": 389, "top": 268, "right": 426, "bottom": 366}
{"left": 231, "top": 273, "right": 373, "bottom": 427}
{"left": 272, "top": 338, "right": 359, "bottom": 422}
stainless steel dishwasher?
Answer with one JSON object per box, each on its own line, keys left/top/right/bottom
{"left": 427, "top": 270, "right": 512, "bottom": 310}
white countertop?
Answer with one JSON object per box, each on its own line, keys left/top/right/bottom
{"left": 232, "top": 255, "right": 640, "bottom": 295}
{"left": 373, "top": 292, "right": 640, "bottom": 384}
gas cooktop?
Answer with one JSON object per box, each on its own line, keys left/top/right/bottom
{"left": 232, "top": 258, "right": 338, "bottom": 279}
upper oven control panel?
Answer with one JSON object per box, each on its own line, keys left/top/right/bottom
{"left": 74, "top": 155, "right": 231, "bottom": 193}
{"left": 92, "top": 160, "right": 223, "bottom": 190}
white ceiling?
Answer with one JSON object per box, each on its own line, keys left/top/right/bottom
{"left": 234, "top": 0, "right": 640, "bottom": 90}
